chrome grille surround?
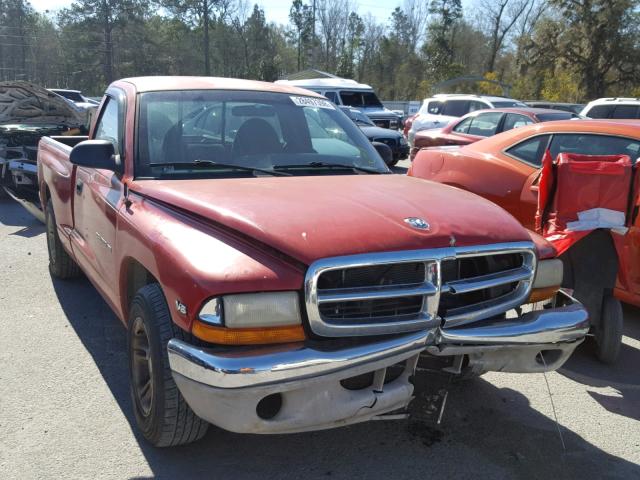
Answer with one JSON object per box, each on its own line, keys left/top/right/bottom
{"left": 305, "top": 242, "right": 537, "bottom": 337}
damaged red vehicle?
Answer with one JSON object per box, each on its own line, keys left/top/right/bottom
{"left": 38, "top": 77, "right": 588, "bottom": 447}
{"left": 409, "top": 120, "right": 640, "bottom": 362}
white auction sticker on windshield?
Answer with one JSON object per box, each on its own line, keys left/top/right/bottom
{"left": 290, "top": 96, "right": 335, "bottom": 109}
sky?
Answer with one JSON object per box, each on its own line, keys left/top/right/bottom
{"left": 30, "top": 0, "right": 403, "bottom": 26}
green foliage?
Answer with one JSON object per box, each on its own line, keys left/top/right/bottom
{"left": 477, "top": 72, "right": 504, "bottom": 96}
{"left": 0, "top": 0, "right": 638, "bottom": 102}
{"left": 540, "top": 70, "right": 583, "bottom": 102}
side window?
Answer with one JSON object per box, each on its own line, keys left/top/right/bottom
{"left": 502, "top": 113, "right": 534, "bottom": 132}
{"left": 324, "top": 91, "right": 338, "bottom": 104}
{"left": 452, "top": 117, "right": 473, "bottom": 134}
{"left": 94, "top": 97, "right": 120, "bottom": 154}
{"left": 469, "top": 101, "right": 489, "bottom": 112}
{"left": 442, "top": 100, "right": 470, "bottom": 117}
{"left": 427, "top": 101, "right": 443, "bottom": 114}
{"left": 611, "top": 105, "right": 639, "bottom": 119}
{"left": 467, "top": 112, "right": 503, "bottom": 137}
{"left": 506, "top": 134, "right": 551, "bottom": 166}
{"left": 549, "top": 134, "right": 640, "bottom": 160}
{"left": 585, "top": 104, "right": 614, "bottom": 118}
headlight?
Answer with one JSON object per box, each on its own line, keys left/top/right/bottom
{"left": 194, "top": 292, "right": 305, "bottom": 345}
{"left": 529, "top": 259, "right": 563, "bottom": 303}
{"left": 400, "top": 136, "right": 408, "bottom": 145}
{"left": 533, "top": 259, "right": 563, "bottom": 288}
{"left": 198, "top": 292, "right": 301, "bottom": 328}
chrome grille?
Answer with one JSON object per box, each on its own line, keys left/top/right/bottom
{"left": 305, "top": 242, "right": 536, "bottom": 337}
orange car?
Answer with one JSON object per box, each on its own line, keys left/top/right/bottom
{"left": 409, "top": 120, "right": 640, "bottom": 308}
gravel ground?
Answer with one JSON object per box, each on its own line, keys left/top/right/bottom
{"left": 1, "top": 193, "right": 639, "bottom": 480}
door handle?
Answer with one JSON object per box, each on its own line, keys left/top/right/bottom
{"left": 76, "top": 181, "right": 83, "bottom": 195}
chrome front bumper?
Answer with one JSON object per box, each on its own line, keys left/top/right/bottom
{"left": 167, "top": 291, "right": 588, "bottom": 434}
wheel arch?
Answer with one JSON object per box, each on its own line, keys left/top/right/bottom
{"left": 120, "top": 257, "right": 160, "bottom": 323}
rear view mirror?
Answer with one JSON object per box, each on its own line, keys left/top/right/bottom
{"left": 372, "top": 141, "right": 393, "bottom": 166}
{"left": 70, "top": 140, "right": 119, "bottom": 171}
{"left": 231, "top": 105, "right": 275, "bottom": 117}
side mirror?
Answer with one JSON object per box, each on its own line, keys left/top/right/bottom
{"left": 372, "top": 141, "right": 393, "bottom": 166}
{"left": 70, "top": 140, "right": 119, "bottom": 171}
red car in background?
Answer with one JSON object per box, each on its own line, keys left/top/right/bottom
{"left": 408, "top": 119, "right": 640, "bottom": 309}
{"left": 409, "top": 108, "right": 579, "bottom": 160}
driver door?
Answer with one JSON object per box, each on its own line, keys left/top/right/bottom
{"left": 72, "top": 91, "right": 125, "bottom": 307}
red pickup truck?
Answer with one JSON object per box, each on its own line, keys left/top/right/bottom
{"left": 38, "top": 77, "right": 588, "bottom": 447}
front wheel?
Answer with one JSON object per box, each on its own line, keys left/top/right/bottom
{"left": 594, "top": 295, "right": 623, "bottom": 364}
{"left": 128, "top": 283, "right": 209, "bottom": 447}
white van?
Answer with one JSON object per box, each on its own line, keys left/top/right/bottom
{"left": 275, "top": 77, "right": 402, "bottom": 130}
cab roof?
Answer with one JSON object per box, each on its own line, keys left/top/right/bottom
{"left": 275, "top": 77, "right": 373, "bottom": 90}
{"left": 114, "top": 76, "right": 324, "bottom": 97}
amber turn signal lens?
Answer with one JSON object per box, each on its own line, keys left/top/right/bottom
{"left": 528, "top": 286, "right": 560, "bottom": 303}
{"left": 192, "top": 320, "right": 306, "bottom": 345}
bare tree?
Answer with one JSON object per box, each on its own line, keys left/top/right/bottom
{"left": 477, "top": 0, "right": 532, "bottom": 72}
{"left": 316, "top": 0, "right": 354, "bottom": 72}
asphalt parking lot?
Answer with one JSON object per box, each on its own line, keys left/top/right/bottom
{"left": 1, "top": 187, "right": 639, "bottom": 479}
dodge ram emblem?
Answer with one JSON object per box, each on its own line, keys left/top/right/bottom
{"left": 404, "top": 217, "right": 430, "bottom": 230}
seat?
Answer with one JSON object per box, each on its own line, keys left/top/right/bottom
{"left": 147, "top": 111, "right": 173, "bottom": 163}
{"left": 231, "top": 118, "right": 282, "bottom": 160}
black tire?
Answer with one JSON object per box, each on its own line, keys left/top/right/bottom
{"left": 594, "top": 295, "right": 623, "bottom": 364}
{"left": 45, "top": 198, "right": 80, "bottom": 279}
{"left": 128, "top": 283, "right": 209, "bottom": 447}
{"left": 388, "top": 157, "right": 399, "bottom": 167}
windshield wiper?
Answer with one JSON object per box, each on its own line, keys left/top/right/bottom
{"left": 148, "top": 160, "right": 290, "bottom": 177}
{"left": 274, "top": 161, "right": 386, "bottom": 174}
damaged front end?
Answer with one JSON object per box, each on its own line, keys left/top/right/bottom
{"left": 0, "top": 81, "right": 89, "bottom": 220}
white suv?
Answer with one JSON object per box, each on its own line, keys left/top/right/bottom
{"left": 581, "top": 98, "right": 640, "bottom": 119}
{"left": 408, "top": 94, "right": 527, "bottom": 146}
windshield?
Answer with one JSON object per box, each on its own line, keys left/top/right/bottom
{"left": 136, "top": 90, "right": 387, "bottom": 179}
{"left": 339, "top": 90, "right": 383, "bottom": 108}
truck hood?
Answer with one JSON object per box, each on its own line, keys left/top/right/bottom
{"left": 132, "top": 175, "right": 531, "bottom": 265}
{"left": 359, "top": 125, "right": 404, "bottom": 139}
{"left": 0, "top": 81, "right": 85, "bottom": 126}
